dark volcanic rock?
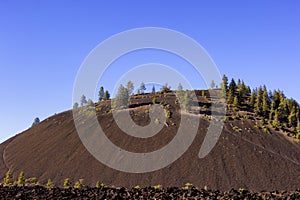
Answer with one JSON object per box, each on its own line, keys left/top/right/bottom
{"left": 0, "top": 186, "right": 299, "bottom": 200}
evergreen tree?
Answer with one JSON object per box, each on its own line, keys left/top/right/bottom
{"left": 80, "top": 95, "right": 87, "bottom": 107}
{"left": 103, "top": 90, "right": 110, "bottom": 100}
{"left": 32, "top": 117, "right": 40, "bottom": 127}
{"left": 114, "top": 84, "right": 129, "bottom": 109}
{"left": 277, "top": 94, "right": 288, "bottom": 123}
{"left": 227, "top": 78, "right": 236, "bottom": 104}
{"left": 272, "top": 110, "right": 280, "bottom": 128}
{"left": 87, "top": 99, "right": 94, "bottom": 107}
{"left": 288, "top": 109, "right": 298, "bottom": 128}
{"left": 3, "top": 170, "right": 13, "bottom": 187}
{"left": 63, "top": 178, "right": 71, "bottom": 188}
{"left": 221, "top": 75, "right": 228, "bottom": 98}
{"left": 249, "top": 89, "right": 257, "bottom": 109}
{"left": 152, "top": 85, "right": 155, "bottom": 93}
{"left": 233, "top": 96, "right": 240, "bottom": 108}
{"left": 139, "top": 82, "right": 146, "bottom": 94}
{"left": 17, "top": 171, "right": 25, "bottom": 186}
{"left": 98, "top": 86, "right": 104, "bottom": 101}
{"left": 183, "top": 91, "right": 193, "bottom": 112}
{"left": 126, "top": 81, "right": 134, "bottom": 95}
{"left": 254, "top": 86, "right": 263, "bottom": 116}
{"left": 262, "top": 85, "right": 271, "bottom": 118}
{"left": 160, "top": 83, "right": 171, "bottom": 93}
{"left": 73, "top": 102, "right": 79, "bottom": 109}
{"left": 272, "top": 90, "right": 281, "bottom": 110}
{"left": 176, "top": 83, "right": 184, "bottom": 102}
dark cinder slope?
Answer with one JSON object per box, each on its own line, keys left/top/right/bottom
{"left": 0, "top": 93, "right": 299, "bottom": 191}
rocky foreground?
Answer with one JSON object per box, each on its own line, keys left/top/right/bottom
{"left": 0, "top": 186, "right": 299, "bottom": 200}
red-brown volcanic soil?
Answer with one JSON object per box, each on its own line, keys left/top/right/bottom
{"left": 0, "top": 92, "right": 299, "bottom": 191}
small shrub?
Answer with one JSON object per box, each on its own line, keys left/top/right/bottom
{"left": 17, "top": 171, "right": 25, "bottom": 186}
{"left": 243, "top": 115, "right": 250, "bottom": 119}
{"left": 25, "top": 177, "right": 38, "bottom": 186}
{"left": 74, "top": 179, "right": 85, "bottom": 189}
{"left": 260, "top": 119, "right": 266, "bottom": 125}
{"left": 225, "top": 116, "right": 232, "bottom": 121}
{"left": 63, "top": 178, "right": 71, "bottom": 188}
{"left": 154, "top": 118, "right": 160, "bottom": 124}
{"left": 183, "top": 182, "right": 193, "bottom": 190}
{"left": 254, "top": 125, "right": 260, "bottom": 129}
{"left": 134, "top": 185, "right": 141, "bottom": 189}
{"left": 3, "top": 170, "right": 13, "bottom": 187}
{"left": 232, "top": 126, "right": 241, "bottom": 132}
{"left": 95, "top": 107, "right": 102, "bottom": 112}
{"left": 46, "top": 179, "right": 54, "bottom": 188}
{"left": 263, "top": 126, "right": 270, "bottom": 134}
{"left": 232, "top": 115, "right": 240, "bottom": 120}
{"left": 152, "top": 97, "right": 156, "bottom": 104}
{"left": 95, "top": 181, "right": 106, "bottom": 188}
{"left": 153, "top": 184, "right": 162, "bottom": 189}
{"left": 165, "top": 110, "right": 171, "bottom": 119}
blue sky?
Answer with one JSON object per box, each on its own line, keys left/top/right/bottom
{"left": 0, "top": 1, "right": 299, "bottom": 142}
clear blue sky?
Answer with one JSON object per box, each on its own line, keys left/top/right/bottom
{"left": 0, "top": 1, "right": 299, "bottom": 142}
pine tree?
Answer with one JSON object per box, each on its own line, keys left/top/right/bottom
{"left": 249, "top": 89, "right": 257, "bottom": 109}
{"left": 288, "top": 107, "right": 298, "bottom": 128}
{"left": 176, "top": 83, "right": 184, "bottom": 101}
{"left": 87, "top": 99, "right": 94, "bottom": 107}
{"left": 262, "top": 85, "right": 271, "bottom": 119}
{"left": 161, "top": 83, "right": 171, "bottom": 93}
{"left": 221, "top": 75, "right": 228, "bottom": 98}
{"left": 3, "top": 170, "right": 13, "bottom": 187}
{"left": 152, "top": 85, "right": 155, "bottom": 93}
{"left": 126, "top": 81, "right": 134, "bottom": 95}
{"left": 17, "top": 171, "right": 25, "bottom": 186}
{"left": 272, "top": 90, "right": 281, "bottom": 110}
{"left": 80, "top": 95, "right": 87, "bottom": 107}
{"left": 233, "top": 96, "right": 240, "bottom": 108}
{"left": 272, "top": 110, "right": 280, "bottom": 129}
{"left": 139, "top": 82, "right": 146, "bottom": 94}
{"left": 63, "top": 178, "right": 71, "bottom": 188}
{"left": 278, "top": 94, "right": 288, "bottom": 123}
{"left": 98, "top": 86, "right": 104, "bottom": 101}
{"left": 114, "top": 84, "right": 129, "bottom": 109}
{"left": 227, "top": 78, "right": 236, "bottom": 104}
{"left": 73, "top": 102, "right": 79, "bottom": 109}
{"left": 32, "top": 117, "right": 40, "bottom": 127}
{"left": 254, "top": 86, "right": 263, "bottom": 116}
{"left": 183, "top": 91, "right": 192, "bottom": 112}
{"left": 103, "top": 90, "right": 110, "bottom": 100}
